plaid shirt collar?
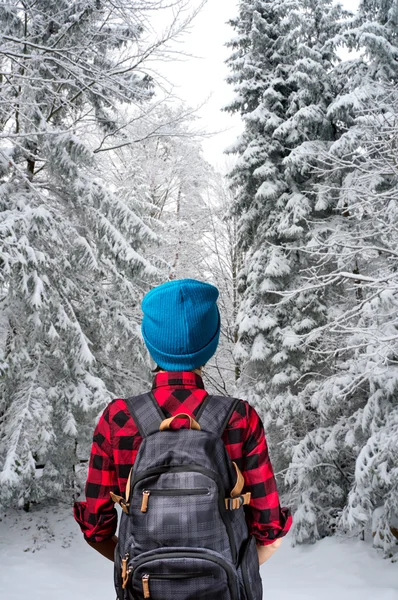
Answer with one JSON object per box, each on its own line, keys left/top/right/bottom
{"left": 152, "top": 371, "right": 205, "bottom": 390}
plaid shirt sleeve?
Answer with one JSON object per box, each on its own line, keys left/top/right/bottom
{"left": 239, "top": 401, "right": 292, "bottom": 546}
{"left": 74, "top": 403, "right": 119, "bottom": 543}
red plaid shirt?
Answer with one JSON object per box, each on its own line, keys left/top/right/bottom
{"left": 74, "top": 371, "right": 291, "bottom": 546}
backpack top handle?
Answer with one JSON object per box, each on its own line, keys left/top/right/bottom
{"left": 159, "top": 413, "right": 201, "bottom": 431}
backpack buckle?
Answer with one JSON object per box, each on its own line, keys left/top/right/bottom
{"left": 225, "top": 492, "right": 251, "bottom": 510}
{"left": 227, "top": 496, "right": 243, "bottom": 510}
{"left": 110, "top": 491, "right": 130, "bottom": 514}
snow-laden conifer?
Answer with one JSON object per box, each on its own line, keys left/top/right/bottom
{"left": 0, "top": 0, "right": 185, "bottom": 508}
{"left": 287, "top": 86, "right": 398, "bottom": 555}
{"left": 283, "top": 0, "right": 398, "bottom": 552}
{"left": 226, "top": 0, "right": 351, "bottom": 483}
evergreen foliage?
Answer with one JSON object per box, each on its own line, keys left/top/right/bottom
{"left": 286, "top": 1, "right": 398, "bottom": 553}
{"left": 226, "top": 0, "right": 398, "bottom": 554}
{"left": 226, "top": 0, "right": 350, "bottom": 480}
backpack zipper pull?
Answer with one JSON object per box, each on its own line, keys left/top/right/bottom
{"left": 142, "top": 573, "right": 150, "bottom": 598}
{"left": 121, "top": 554, "right": 130, "bottom": 590}
{"left": 141, "top": 490, "right": 150, "bottom": 512}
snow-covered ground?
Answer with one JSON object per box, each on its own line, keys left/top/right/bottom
{"left": 0, "top": 503, "right": 397, "bottom": 600}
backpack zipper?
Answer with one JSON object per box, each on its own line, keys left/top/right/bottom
{"left": 141, "top": 570, "right": 214, "bottom": 598}
{"left": 121, "top": 553, "right": 131, "bottom": 590}
{"left": 140, "top": 488, "right": 210, "bottom": 512}
{"left": 142, "top": 573, "right": 150, "bottom": 598}
{"left": 145, "top": 572, "right": 204, "bottom": 579}
{"left": 141, "top": 490, "right": 150, "bottom": 512}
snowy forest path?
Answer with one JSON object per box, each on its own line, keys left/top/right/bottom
{"left": 0, "top": 504, "right": 396, "bottom": 600}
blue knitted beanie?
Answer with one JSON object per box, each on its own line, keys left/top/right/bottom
{"left": 141, "top": 279, "right": 221, "bottom": 371}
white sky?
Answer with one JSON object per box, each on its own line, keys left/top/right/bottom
{"left": 150, "top": 0, "right": 360, "bottom": 169}
{"left": 148, "top": 0, "right": 240, "bottom": 169}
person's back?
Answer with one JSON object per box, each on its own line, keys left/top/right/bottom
{"left": 74, "top": 279, "right": 292, "bottom": 599}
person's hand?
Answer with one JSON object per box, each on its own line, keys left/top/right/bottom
{"left": 87, "top": 535, "right": 118, "bottom": 561}
{"left": 257, "top": 538, "right": 282, "bottom": 565}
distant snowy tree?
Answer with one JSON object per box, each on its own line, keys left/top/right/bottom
{"left": 108, "top": 102, "right": 213, "bottom": 278}
{"left": 121, "top": 106, "right": 242, "bottom": 393}
{"left": 107, "top": 102, "right": 240, "bottom": 394}
{"left": 0, "top": 0, "right": 196, "bottom": 508}
{"left": 199, "top": 174, "right": 242, "bottom": 395}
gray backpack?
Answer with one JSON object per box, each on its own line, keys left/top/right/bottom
{"left": 112, "top": 392, "right": 263, "bottom": 600}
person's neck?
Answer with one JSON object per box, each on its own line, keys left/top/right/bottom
{"left": 159, "top": 368, "right": 202, "bottom": 376}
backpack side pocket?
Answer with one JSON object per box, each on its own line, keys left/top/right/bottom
{"left": 114, "top": 542, "right": 124, "bottom": 600}
{"left": 238, "top": 536, "right": 263, "bottom": 600}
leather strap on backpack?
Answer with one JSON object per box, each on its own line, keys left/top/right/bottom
{"left": 159, "top": 413, "right": 201, "bottom": 431}
{"left": 110, "top": 467, "right": 132, "bottom": 513}
{"left": 225, "top": 461, "right": 251, "bottom": 510}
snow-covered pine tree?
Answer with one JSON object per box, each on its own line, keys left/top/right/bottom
{"left": 0, "top": 0, "right": 183, "bottom": 508}
{"left": 286, "top": 1, "right": 398, "bottom": 554}
{"left": 225, "top": 0, "right": 350, "bottom": 474}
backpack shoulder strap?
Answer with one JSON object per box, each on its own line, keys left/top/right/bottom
{"left": 197, "top": 394, "right": 241, "bottom": 437}
{"left": 124, "top": 391, "right": 164, "bottom": 438}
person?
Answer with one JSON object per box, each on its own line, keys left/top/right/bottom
{"left": 74, "top": 278, "right": 292, "bottom": 568}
